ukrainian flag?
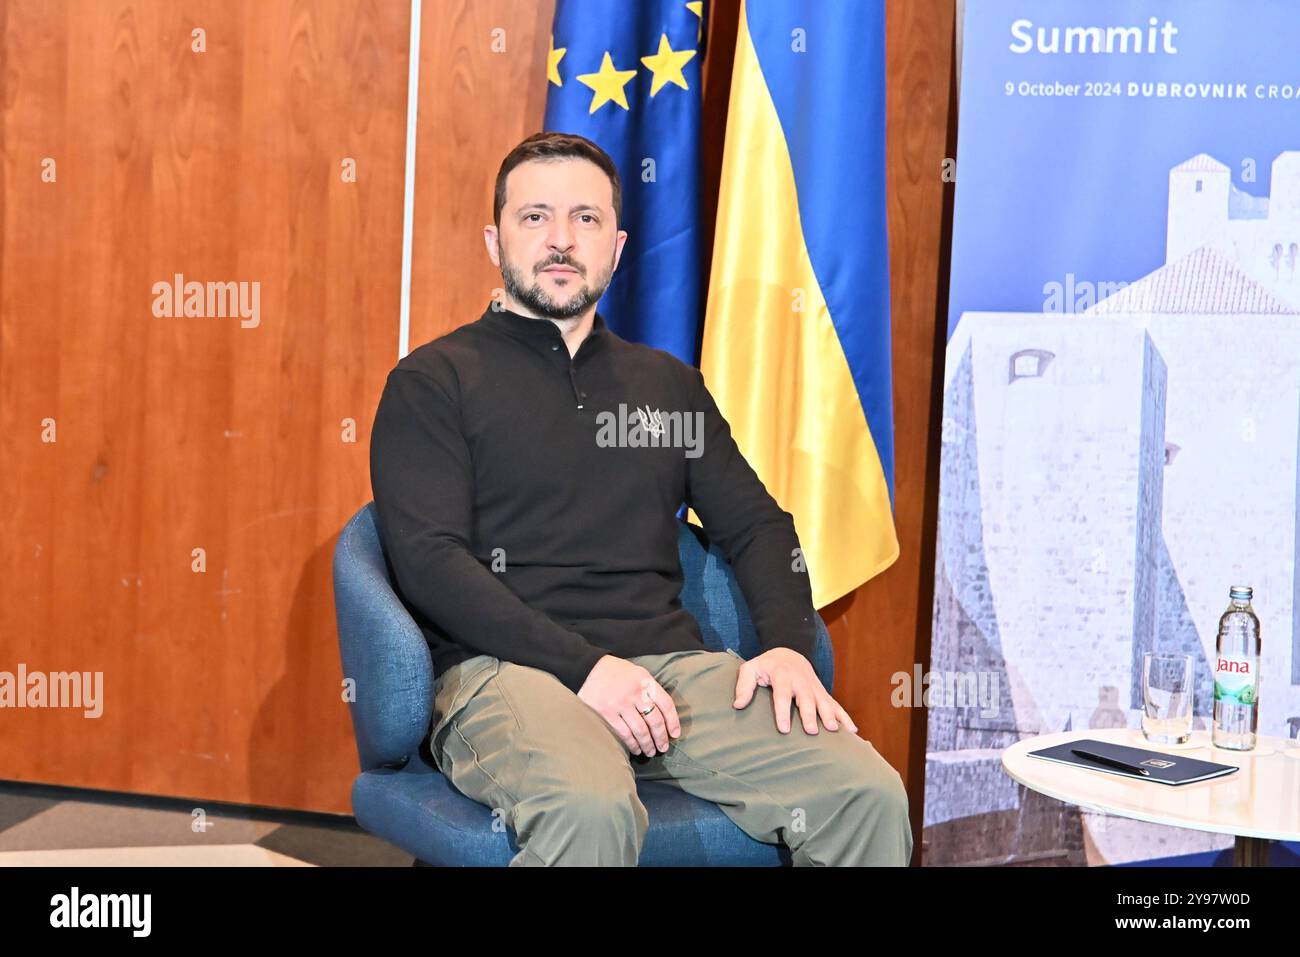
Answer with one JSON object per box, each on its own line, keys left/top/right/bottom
{"left": 699, "top": 0, "right": 899, "bottom": 607}
{"left": 543, "top": 0, "right": 708, "bottom": 364}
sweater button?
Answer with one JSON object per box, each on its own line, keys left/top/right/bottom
{"left": 551, "top": 344, "right": 559, "bottom": 351}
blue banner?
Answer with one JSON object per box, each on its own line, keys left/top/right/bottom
{"left": 928, "top": 0, "right": 1300, "bottom": 868}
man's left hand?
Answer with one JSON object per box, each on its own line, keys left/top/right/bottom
{"left": 732, "top": 647, "right": 860, "bottom": 735}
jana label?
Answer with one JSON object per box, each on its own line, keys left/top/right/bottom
{"left": 1214, "top": 656, "right": 1259, "bottom": 705}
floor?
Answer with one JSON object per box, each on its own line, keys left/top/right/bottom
{"left": 0, "top": 779, "right": 414, "bottom": 867}
{"left": 4, "top": 777, "right": 1295, "bottom": 867}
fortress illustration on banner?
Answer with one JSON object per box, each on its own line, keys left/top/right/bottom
{"left": 925, "top": 152, "right": 1300, "bottom": 866}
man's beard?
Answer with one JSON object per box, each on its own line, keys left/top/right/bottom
{"left": 500, "top": 249, "right": 614, "bottom": 320}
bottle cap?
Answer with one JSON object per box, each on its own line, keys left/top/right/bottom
{"left": 1229, "top": 585, "right": 1253, "bottom": 601}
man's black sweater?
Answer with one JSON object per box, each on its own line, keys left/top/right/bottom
{"left": 368, "top": 303, "right": 817, "bottom": 694}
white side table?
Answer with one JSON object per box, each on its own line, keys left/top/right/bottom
{"left": 1001, "top": 727, "right": 1300, "bottom": 866}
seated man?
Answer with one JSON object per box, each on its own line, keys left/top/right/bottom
{"left": 369, "top": 130, "right": 912, "bottom": 866}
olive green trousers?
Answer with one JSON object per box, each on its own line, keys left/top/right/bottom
{"left": 429, "top": 647, "right": 913, "bottom": 866}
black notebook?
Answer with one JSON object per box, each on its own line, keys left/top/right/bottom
{"left": 1027, "top": 737, "right": 1240, "bottom": 786}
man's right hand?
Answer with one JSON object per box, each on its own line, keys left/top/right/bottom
{"left": 577, "top": 655, "right": 681, "bottom": 756}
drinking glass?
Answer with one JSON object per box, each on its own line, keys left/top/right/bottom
{"left": 1141, "top": 653, "right": 1194, "bottom": 744}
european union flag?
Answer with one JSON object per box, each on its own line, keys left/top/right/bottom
{"left": 543, "top": 0, "right": 708, "bottom": 365}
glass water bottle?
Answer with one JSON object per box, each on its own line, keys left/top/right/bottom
{"left": 1212, "top": 585, "right": 1260, "bottom": 751}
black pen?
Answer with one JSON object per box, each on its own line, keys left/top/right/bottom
{"left": 1072, "top": 748, "right": 1151, "bottom": 776}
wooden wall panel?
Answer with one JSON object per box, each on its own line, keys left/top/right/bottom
{"left": 0, "top": 0, "right": 411, "bottom": 814}
{"left": 408, "top": 0, "right": 555, "bottom": 347}
{"left": 839, "top": 0, "right": 955, "bottom": 863}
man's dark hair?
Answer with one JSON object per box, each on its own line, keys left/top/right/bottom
{"left": 493, "top": 131, "right": 622, "bottom": 229}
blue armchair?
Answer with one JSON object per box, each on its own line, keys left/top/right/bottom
{"left": 331, "top": 501, "right": 835, "bottom": 866}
